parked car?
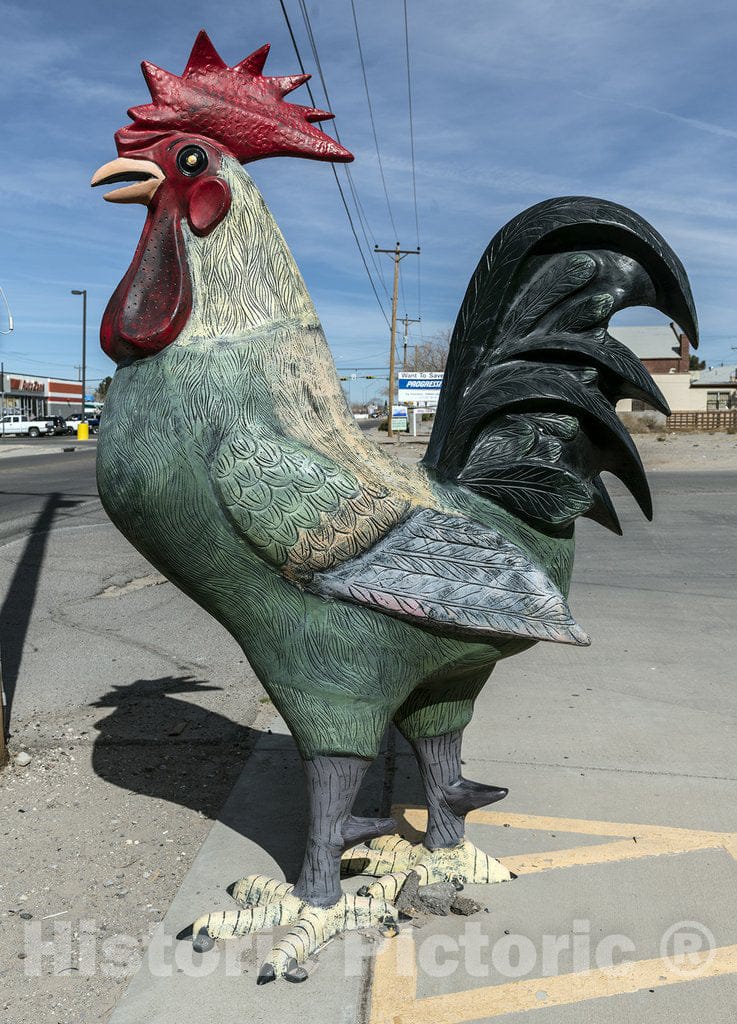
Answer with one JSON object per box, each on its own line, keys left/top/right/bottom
{"left": 66, "top": 414, "right": 100, "bottom": 435}
{"left": 1, "top": 414, "right": 54, "bottom": 438}
{"left": 47, "top": 416, "right": 68, "bottom": 435}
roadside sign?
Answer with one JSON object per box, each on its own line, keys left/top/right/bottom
{"left": 397, "top": 372, "right": 444, "bottom": 407}
{"left": 391, "top": 404, "right": 408, "bottom": 432}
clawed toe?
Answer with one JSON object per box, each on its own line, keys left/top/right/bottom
{"left": 187, "top": 877, "right": 399, "bottom": 984}
{"left": 258, "top": 894, "right": 398, "bottom": 981}
{"left": 348, "top": 835, "right": 513, "bottom": 902}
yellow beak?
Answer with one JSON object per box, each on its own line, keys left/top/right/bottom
{"left": 91, "top": 158, "right": 165, "bottom": 205}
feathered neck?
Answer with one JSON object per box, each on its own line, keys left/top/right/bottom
{"left": 177, "top": 157, "right": 319, "bottom": 342}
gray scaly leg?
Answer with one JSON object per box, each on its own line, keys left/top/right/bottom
{"left": 292, "top": 754, "right": 397, "bottom": 907}
{"left": 411, "top": 730, "right": 507, "bottom": 850}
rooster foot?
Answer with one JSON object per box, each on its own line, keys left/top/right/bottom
{"left": 189, "top": 874, "right": 398, "bottom": 984}
{"left": 341, "top": 834, "right": 513, "bottom": 902}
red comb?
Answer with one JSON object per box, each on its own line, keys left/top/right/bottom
{"left": 115, "top": 30, "right": 353, "bottom": 164}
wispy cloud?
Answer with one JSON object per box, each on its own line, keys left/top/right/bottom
{"left": 3, "top": 0, "right": 737, "bottom": 375}
{"left": 575, "top": 90, "right": 737, "bottom": 142}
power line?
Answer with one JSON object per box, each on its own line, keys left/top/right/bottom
{"left": 403, "top": 0, "right": 420, "bottom": 244}
{"left": 276, "top": 0, "right": 390, "bottom": 326}
{"left": 349, "top": 0, "right": 399, "bottom": 241}
{"left": 294, "top": 0, "right": 392, "bottom": 306}
{"left": 403, "top": 0, "right": 422, "bottom": 324}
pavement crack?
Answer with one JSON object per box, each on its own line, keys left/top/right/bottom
{"left": 97, "top": 573, "right": 168, "bottom": 598}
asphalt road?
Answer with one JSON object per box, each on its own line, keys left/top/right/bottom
{"left": 0, "top": 443, "right": 98, "bottom": 543}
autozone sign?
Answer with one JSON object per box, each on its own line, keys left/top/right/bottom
{"left": 9, "top": 378, "right": 45, "bottom": 393}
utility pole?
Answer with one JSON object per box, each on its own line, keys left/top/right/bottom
{"left": 400, "top": 316, "right": 421, "bottom": 371}
{"left": 71, "top": 290, "right": 87, "bottom": 419}
{"left": 375, "top": 244, "right": 420, "bottom": 438}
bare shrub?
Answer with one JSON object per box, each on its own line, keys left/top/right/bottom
{"left": 619, "top": 412, "right": 662, "bottom": 434}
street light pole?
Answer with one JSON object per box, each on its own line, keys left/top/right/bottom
{"left": 71, "top": 289, "right": 87, "bottom": 419}
{"left": 400, "top": 316, "right": 421, "bottom": 371}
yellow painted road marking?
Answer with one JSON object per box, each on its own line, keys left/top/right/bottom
{"left": 394, "top": 805, "right": 737, "bottom": 872}
{"left": 370, "top": 938, "right": 737, "bottom": 1024}
{"left": 367, "top": 807, "right": 737, "bottom": 1022}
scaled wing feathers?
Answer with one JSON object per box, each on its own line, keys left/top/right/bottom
{"left": 307, "top": 508, "right": 589, "bottom": 647}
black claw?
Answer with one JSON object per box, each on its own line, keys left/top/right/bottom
{"left": 509, "top": 871, "right": 518, "bottom": 880}
{"left": 257, "top": 963, "right": 276, "bottom": 986}
{"left": 342, "top": 814, "right": 398, "bottom": 849}
{"left": 443, "top": 780, "right": 508, "bottom": 816}
{"left": 226, "top": 882, "right": 238, "bottom": 898}
{"left": 357, "top": 885, "right": 370, "bottom": 897}
{"left": 284, "top": 958, "right": 308, "bottom": 983}
{"left": 192, "top": 930, "right": 215, "bottom": 954}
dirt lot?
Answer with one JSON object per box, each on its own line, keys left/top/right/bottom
{"left": 1, "top": 687, "right": 271, "bottom": 1024}
{"left": 1, "top": 426, "right": 735, "bottom": 1023}
{"left": 378, "top": 427, "right": 737, "bottom": 472}
{"left": 632, "top": 430, "right": 737, "bottom": 471}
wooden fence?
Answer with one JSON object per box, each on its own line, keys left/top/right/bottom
{"left": 666, "top": 410, "right": 737, "bottom": 432}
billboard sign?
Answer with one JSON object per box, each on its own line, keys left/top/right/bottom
{"left": 397, "top": 372, "right": 444, "bottom": 407}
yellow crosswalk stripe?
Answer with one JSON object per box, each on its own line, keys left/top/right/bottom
{"left": 367, "top": 807, "right": 737, "bottom": 1022}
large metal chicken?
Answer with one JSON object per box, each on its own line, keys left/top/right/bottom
{"left": 92, "top": 32, "right": 697, "bottom": 983}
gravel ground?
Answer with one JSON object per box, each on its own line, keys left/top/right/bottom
{"left": 632, "top": 429, "right": 737, "bottom": 471}
{"left": 373, "top": 427, "right": 737, "bottom": 472}
{"left": 1, "top": 693, "right": 271, "bottom": 1024}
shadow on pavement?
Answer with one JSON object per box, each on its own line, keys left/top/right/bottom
{"left": 91, "top": 674, "right": 263, "bottom": 818}
{"left": 90, "top": 674, "right": 429, "bottom": 882}
{"left": 0, "top": 492, "right": 82, "bottom": 732}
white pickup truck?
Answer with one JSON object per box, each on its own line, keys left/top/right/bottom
{"left": 1, "top": 413, "right": 54, "bottom": 438}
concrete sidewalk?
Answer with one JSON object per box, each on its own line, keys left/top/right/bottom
{"left": 0, "top": 438, "right": 98, "bottom": 459}
{"left": 107, "top": 471, "right": 737, "bottom": 1024}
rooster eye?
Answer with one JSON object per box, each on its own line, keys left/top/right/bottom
{"left": 176, "top": 145, "right": 208, "bottom": 177}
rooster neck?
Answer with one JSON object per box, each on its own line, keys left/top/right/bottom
{"left": 176, "top": 158, "right": 319, "bottom": 343}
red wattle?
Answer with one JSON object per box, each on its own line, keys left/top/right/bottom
{"left": 100, "top": 202, "right": 192, "bottom": 363}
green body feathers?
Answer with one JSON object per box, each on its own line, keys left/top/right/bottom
{"left": 97, "top": 331, "right": 573, "bottom": 759}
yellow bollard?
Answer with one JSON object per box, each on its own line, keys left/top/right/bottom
{"left": 77, "top": 422, "right": 90, "bottom": 441}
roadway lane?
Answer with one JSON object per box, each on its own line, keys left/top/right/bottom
{"left": 0, "top": 443, "right": 99, "bottom": 542}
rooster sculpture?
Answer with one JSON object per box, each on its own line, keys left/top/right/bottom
{"left": 93, "top": 32, "right": 697, "bottom": 984}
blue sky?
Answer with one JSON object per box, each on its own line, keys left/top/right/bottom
{"left": 2, "top": 0, "right": 737, "bottom": 391}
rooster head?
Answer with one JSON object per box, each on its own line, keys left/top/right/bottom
{"left": 93, "top": 31, "right": 352, "bottom": 363}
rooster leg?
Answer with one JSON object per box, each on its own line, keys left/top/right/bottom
{"left": 340, "top": 731, "right": 514, "bottom": 901}
{"left": 292, "top": 754, "right": 398, "bottom": 906}
{"left": 411, "top": 730, "right": 508, "bottom": 849}
{"left": 343, "top": 675, "right": 514, "bottom": 900}
{"left": 189, "top": 755, "right": 399, "bottom": 983}
{"left": 257, "top": 754, "right": 398, "bottom": 983}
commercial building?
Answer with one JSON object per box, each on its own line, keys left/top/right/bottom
{"left": 0, "top": 370, "right": 88, "bottom": 418}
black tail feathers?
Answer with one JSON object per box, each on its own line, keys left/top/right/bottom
{"left": 423, "top": 197, "right": 698, "bottom": 534}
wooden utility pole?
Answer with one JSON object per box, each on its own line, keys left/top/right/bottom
{"left": 375, "top": 244, "right": 420, "bottom": 438}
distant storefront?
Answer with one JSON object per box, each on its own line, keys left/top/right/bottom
{"left": 1, "top": 371, "right": 84, "bottom": 417}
